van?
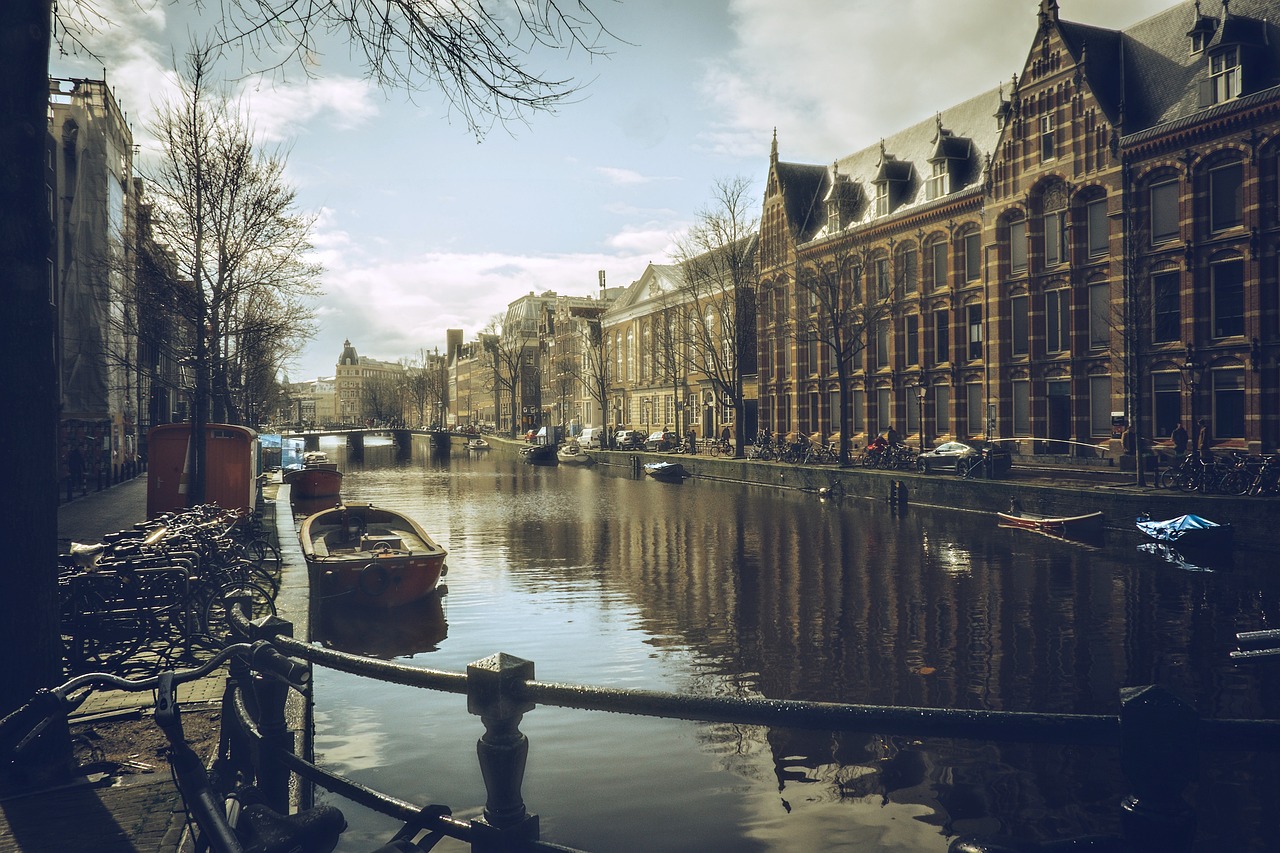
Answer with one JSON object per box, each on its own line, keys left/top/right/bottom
{"left": 579, "top": 427, "right": 603, "bottom": 449}
{"left": 615, "top": 429, "right": 644, "bottom": 449}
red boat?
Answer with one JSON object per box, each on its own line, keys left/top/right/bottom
{"left": 283, "top": 452, "right": 343, "bottom": 499}
{"left": 300, "top": 502, "right": 448, "bottom": 608}
{"left": 996, "top": 509, "right": 1104, "bottom": 540}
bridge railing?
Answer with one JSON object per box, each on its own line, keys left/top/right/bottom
{"left": 224, "top": 605, "right": 1279, "bottom": 853}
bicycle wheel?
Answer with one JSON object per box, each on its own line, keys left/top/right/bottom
{"left": 62, "top": 575, "right": 145, "bottom": 672}
{"left": 1157, "top": 468, "right": 1179, "bottom": 490}
{"left": 197, "top": 582, "right": 277, "bottom": 645}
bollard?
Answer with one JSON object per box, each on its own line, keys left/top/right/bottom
{"left": 250, "top": 615, "right": 298, "bottom": 816}
{"left": 1118, "top": 685, "right": 1197, "bottom": 853}
{"left": 467, "top": 653, "right": 540, "bottom": 851}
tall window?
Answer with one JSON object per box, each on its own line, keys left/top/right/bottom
{"left": 1087, "top": 198, "right": 1109, "bottom": 257}
{"left": 1212, "top": 258, "right": 1245, "bottom": 338}
{"left": 1009, "top": 219, "right": 1027, "bottom": 273}
{"left": 906, "top": 315, "right": 919, "bottom": 366}
{"left": 852, "top": 389, "right": 865, "bottom": 433}
{"left": 1151, "top": 180, "right": 1179, "bottom": 244}
{"left": 930, "top": 241, "right": 948, "bottom": 290}
{"left": 1210, "top": 48, "right": 1242, "bottom": 103}
{"left": 876, "top": 322, "right": 890, "bottom": 367}
{"left": 1153, "top": 372, "right": 1181, "bottom": 441}
{"left": 1011, "top": 295, "right": 1029, "bottom": 356}
{"left": 1046, "top": 288, "right": 1070, "bottom": 353}
{"left": 934, "top": 308, "right": 950, "bottom": 364}
{"left": 1209, "top": 161, "right": 1243, "bottom": 232}
{"left": 875, "top": 181, "right": 889, "bottom": 216}
{"left": 875, "top": 257, "right": 891, "bottom": 299}
{"left": 807, "top": 338, "right": 820, "bottom": 375}
{"left": 966, "top": 383, "right": 983, "bottom": 435}
{"left": 964, "top": 232, "right": 982, "bottom": 282}
{"left": 935, "top": 385, "right": 951, "bottom": 434}
{"left": 1089, "top": 283, "right": 1111, "bottom": 350}
{"left": 1044, "top": 209, "right": 1066, "bottom": 267}
{"left": 1152, "top": 271, "right": 1181, "bottom": 343}
{"left": 901, "top": 246, "right": 918, "bottom": 294}
{"left": 926, "top": 160, "right": 949, "bottom": 200}
{"left": 1089, "top": 375, "right": 1113, "bottom": 436}
{"left": 967, "top": 304, "right": 983, "bottom": 360}
{"left": 1013, "top": 380, "right": 1030, "bottom": 435}
{"left": 1212, "top": 368, "right": 1245, "bottom": 437}
{"left": 1040, "top": 113, "right": 1056, "bottom": 161}
{"left": 877, "top": 387, "right": 892, "bottom": 433}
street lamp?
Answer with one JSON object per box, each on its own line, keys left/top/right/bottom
{"left": 1181, "top": 342, "right": 1200, "bottom": 432}
{"left": 915, "top": 383, "right": 928, "bottom": 452}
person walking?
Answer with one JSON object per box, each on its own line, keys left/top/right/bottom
{"left": 1196, "top": 418, "right": 1212, "bottom": 462}
{"left": 1171, "top": 422, "right": 1188, "bottom": 458}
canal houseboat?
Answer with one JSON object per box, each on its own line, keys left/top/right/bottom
{"left": 300, "top": 501, "right": 448, "bottom": 608}
{"left": 283, "top": 451, "right": 343, "bottom": 499}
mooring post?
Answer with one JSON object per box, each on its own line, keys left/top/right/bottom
{"left": 467, "top": 653, "right": 540, "bottom": 850}
{"left": 250, "top": 614, "right": 298, "bottom": 816}
{"left": 1118, "top": 685, "right": 1197, "bottom": 853}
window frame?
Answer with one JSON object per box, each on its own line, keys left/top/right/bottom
{"left": 1210, "top": 47, "right": 1242, "bottom": 103}
{"left": 1088, "top": 282, "right": 1111, "bottom": 351}
{"left": 1009, "top": 219, "right": 1027, "bottom": 274}
{"left": 1209, "top": 160, "right": 1243, "bottom": 234}
{"left": 1040, "top": 113, "right": 1056, "bottom": 162}
{"left": 1045, "top": 209, "right": 1066, "bottom": 268}
{"left": 1011, "top": 294, "right": 1029, "bottom": 356}
{"left": 1086, "top": 198, "right": 1109, "bottom": 258}
{"left": 1045, "top": 288, "right": 1070, "bottom": 354}
{"left": 964, "top": 232, "right": 982, "bottom": 282}
{"left": 1150, "top": 179, "right": 1179, "bottom": 244}
{"left": 1152, "top": 270, "right": 1181, "bottom": 344}
{"left": 1211, "top": 257, "right": 1245, "bottom": 338}
{"left": 966, "top": 304, "right": 983, "bottom": 361}
{"left": 930, "top": 240, "right": 948, "bottom": 291}
{"left": 934, "top": 308, "right": 950, "bottom": 365}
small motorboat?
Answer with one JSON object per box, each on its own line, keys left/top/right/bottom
{"left": 644, "top": 461, "right": 689, "bottom": 481}
{"left": 996, "top": 509, "right": 1104, "bottom": 539}
{"left": 300, "top": 502, "right": 448, "bottom": 608}
{"left": 522, "top": 443, "right": 558, "bottom": 465}
{"left": 1135, "top": 513, "right": 1233, "bottom": 550}
{"left": 467, "top": 438, "right": 490, "bottom": 451}
{"left": 283, "top": 452, "right": 342, "bottom": 499}
{"left": 556, "top": 442, "right": 594, "bottom": 465}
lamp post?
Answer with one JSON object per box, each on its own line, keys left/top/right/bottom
{"left": 1182, "top": 342, "right": 1200, "bottom": 435}
{"left": 915, "top": 383, "right": 928, "bottom": 453}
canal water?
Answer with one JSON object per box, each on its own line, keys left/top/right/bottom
{"left": 304, "top": 438, "right": 1280, "bottom": 853}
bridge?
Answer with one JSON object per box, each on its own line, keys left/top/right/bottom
{"left": 279, "top": 427, "right": 453, "bottom": 458}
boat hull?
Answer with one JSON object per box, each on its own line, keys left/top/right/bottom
{"left": 523, "top": 445, "right": 558, "bottom": 465}
{"left": 1136, "top": 514, "right": 1234, "bottom": 550}
{"left": 300, "top": 502, "right": 447, "bottom": 608}
{"left": 644, "top": 462, "right": 688, "bottom": 481}
{"left": 996, "top": 510, "right": 1104, "bottom": 537}
{"left": 284, "top": 466, "right": 343, "bottom": 499}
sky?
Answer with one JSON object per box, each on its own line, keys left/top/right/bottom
{"left": 50, "top": 0, "right": 1176, "bottom": 382}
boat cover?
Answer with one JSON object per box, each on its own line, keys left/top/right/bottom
{"left": 1136, "top": 514, "right": 1221, "bottom": 542}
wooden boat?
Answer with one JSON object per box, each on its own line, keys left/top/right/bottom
{"left": 644, "top": 461, "right": 689, "bottom": 481}
{"left": 556, "top": 442, "right": 594, "bottom": 465}
{"left": 996, "top": 509, "right": 1104, "bottom": 538}
{"left": 300, "top": 501, "right": 448, "bottom": 608}
{"left": 284, "top": 451, "right": 343, "bottom": 499}
{"left": 1135, "top": 513, "right": 1233, "bottom": 550}
{"left": 522, "top": 443, "right": 558, "bottom": 465}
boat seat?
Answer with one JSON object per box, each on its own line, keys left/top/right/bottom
{"left": 361, "top": 534, "right": 404, "bottom": 552}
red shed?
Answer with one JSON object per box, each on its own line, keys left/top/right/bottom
{"left": 147, "top": 423, "right": 259, "bottom": 517}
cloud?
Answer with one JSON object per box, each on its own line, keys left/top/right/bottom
{"left": 594, "top": 166, "right": 666, "bottom": 185}
{"left": 238, "top": 77, "right": 382, "bottom": 143}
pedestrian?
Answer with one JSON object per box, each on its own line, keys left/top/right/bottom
{"left": 1196, "top": 418, "right": 1212, "bottom": 462}
{"left": 1171, "top": 422, "right": 1188, "bottom": 458}
{"left": 1121, "top": 422, "right": 1135, "bottom": 455}
{"left": 886, "top": 424, "right": 901, "bottom": 446}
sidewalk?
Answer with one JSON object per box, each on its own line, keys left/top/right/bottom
{"left": 0, "top": 477, "right": 226, "bottom": 853}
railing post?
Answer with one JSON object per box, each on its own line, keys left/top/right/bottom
{"left": 250, "top": 615, "right": 297, "bottom": 816}
{"left": 1119, "top": 685, "right": 1197, "bottom": 853}
{"left": 467, "top": 653, "right": 539, "bottom": 850}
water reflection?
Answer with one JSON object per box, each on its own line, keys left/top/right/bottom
{"left": 305, "top": 438, "right": 1280, "bottom": 852}
{"left": 312, "top": 587, "right": 448, "bottom": 658}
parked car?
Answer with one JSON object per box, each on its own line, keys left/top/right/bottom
{"left": 915, "top": 440, "right": 1012, "bottom": 476}
{"left": 646, "top": 430, "right": 678, "bottom": 452}
{"left": 578, "top": 427, "right": 603, "bottom": 449}
{"left": 615, "top": 429, "right": 645, "bottom": 449}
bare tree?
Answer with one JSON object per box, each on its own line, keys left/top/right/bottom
{"left": 568, "top": 307, "right": 612, "bottom": 445}
{"left": 362, "top": 375, "right": 406, "bottom": 426}
{"left": 791, "top": 239, "right": 899, "bottom": 465}
{"left": 481, "top": 317, "right": 526, "bottom": 437}
{"left": 402, "top": 349, "right": 449, "bottom": 428}
{"left": 671, "top": 177, "right": 759, "bottom": 457}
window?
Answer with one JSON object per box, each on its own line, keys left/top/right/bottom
{"left": 829, "top": 390, "right": 842, "bottom": 433}
{"left": 1087, "top": 198, "right": 1109, "bottom": 257}
{"left": 901, "top": 246, "right": 917, "bottom": 294}
{"left": 1152, "top": 271, "right": 1181, "bottom": 343}
{"left": 1045, "top": 210, "right": 1066, "bottom": 267}
{"left": 934, "top": 309, "right": 950, "bottom": 364}
{"left": 964, "top": 232, "right": 982, "bottom": 281}
{"left": 1153, "top": 372, "right": 1182, "bottom": 440}
{"left": 1212, "top": 368, "right": 1245, "bottom": 437}
{"left": 875, "top": 257, "right": 890, "bottom": 299}
{"left": 875, "top": 181, "right": 890, "bottom": 216}
{"left": 1210, "top": 48, "right": 1242, "bottom": 103}
{"left": 1040, "top": 113, "right": 1056, "bottom": 161}
{"left": 1089, "top": 375, "right": 1113, "bottom": 436}
{"left": 930, "top": 241, "right": 948, "bottom": 290}
{"left": 876, "top": 322, "right": 890, "bottom": 367}
{"left": 1151, "top": 180, "right": 1179, "bottom": 243}
{"left": 967, "top": 304, "right": 983, "bottom": 360}
{"left": 1012, "top": 295, "right": 1029, "bottom": 356}
{"left": 966, "top": 383, "right": 983, "bottom": 435}
{"left": 877, "top": 387, "right": 892, "bottom": 433}
{"left": 906, "top": 387, "right": 919, "bottom": 433}
{"left": 935, "top": 385, "right": 950, "bottom": 433}
{"left": 1089, "top": 283, "right": 1111, "bottom": 350}
{"left": 1046, "top": 289, "right": 1070, "bottom": 353}
{"left": 906, "top": 315, "right": 919, "bottom": 366}
{"left": 1009, "top": 220, "right": 1027, "bottom": 273}
{"left": 1209, "top": 161, "right": 1243, "bottom": 232}
{"left": 1013, "top": 380, "right": 1030, "bottom": 436}
{"left": 807, "top": 338, "right": 820, "bottom": 375}
{"left": 926, "top": 160, "right": 949, "bottom": 200}
{"left": 852, "top": 389, "right": 865, "bottom": 433}
{"left": 1212, "top": 258, "right": 1245, "bottom": 338}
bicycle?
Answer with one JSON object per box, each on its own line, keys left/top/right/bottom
{"left": 1, "top": 642, "right": 449, "bottom": 853}
{"left": 709, "top": 438, "right": 732, "bottom": 457}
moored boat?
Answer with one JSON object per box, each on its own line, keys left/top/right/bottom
{"left": 467, "top": 438, "right": 490, "bottom": 451}
{"left": 556, "top": 442, "right": 594, "bottom": 465}
{"left": 1136, "top": 513, "right": 1234, "bottom": 550}
{"left": 522, "top": 443, "right": 558, "bottom": 465}
{"left": 996, "top": 509, "right": 1104, "bottom": 538}
{"left": 284, "top": 451, "right": 343, "bottom": 499}
{"left": 300, "top": 501, "right": 448, "bottom": 608}
{"left": 644, "top": 461, "right": 689, "bottom": 481}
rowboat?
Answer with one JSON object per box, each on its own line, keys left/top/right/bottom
{"left": 300, "top": 502, "right": 448, "bottom": 608}
{"left": 1136, "top": 513, "right": 1233, "bottom": 550}
{"left": 996, "top": 509, "right": 1104, "bottom": 538}
{"left": 522, "top": 444, "right": 558, "bottom": 465}
{"left": 644, "top": 461, "right": 689, "bottom": 481}
{"left": 467, "top": 438, "right": 490, "bottom": 451}
{"left": 556, "top": 442, "right": 594, "bottom": 465}
{"left": 283, "top": 451, "right": 343, "bottom": 499}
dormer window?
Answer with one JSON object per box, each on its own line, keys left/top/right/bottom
{"left": 874, "top": 181, "right": 890, "bottom": 216}
{"left": 872, "top": 148, "right": 912, "bottom": 218}
{"left": 926, "top": 160, "right": 949, "bottom": 201}
{"left": 1210, "top": 47, "right": 1242, "bottom": 102}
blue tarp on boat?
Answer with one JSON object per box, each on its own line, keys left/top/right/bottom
{"left": 1135, "top": 513, "right": 1224, "bottom": 542}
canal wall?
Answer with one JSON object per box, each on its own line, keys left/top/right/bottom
{"left": 467, "top": 435, "right": 1275, "bottom": 547}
